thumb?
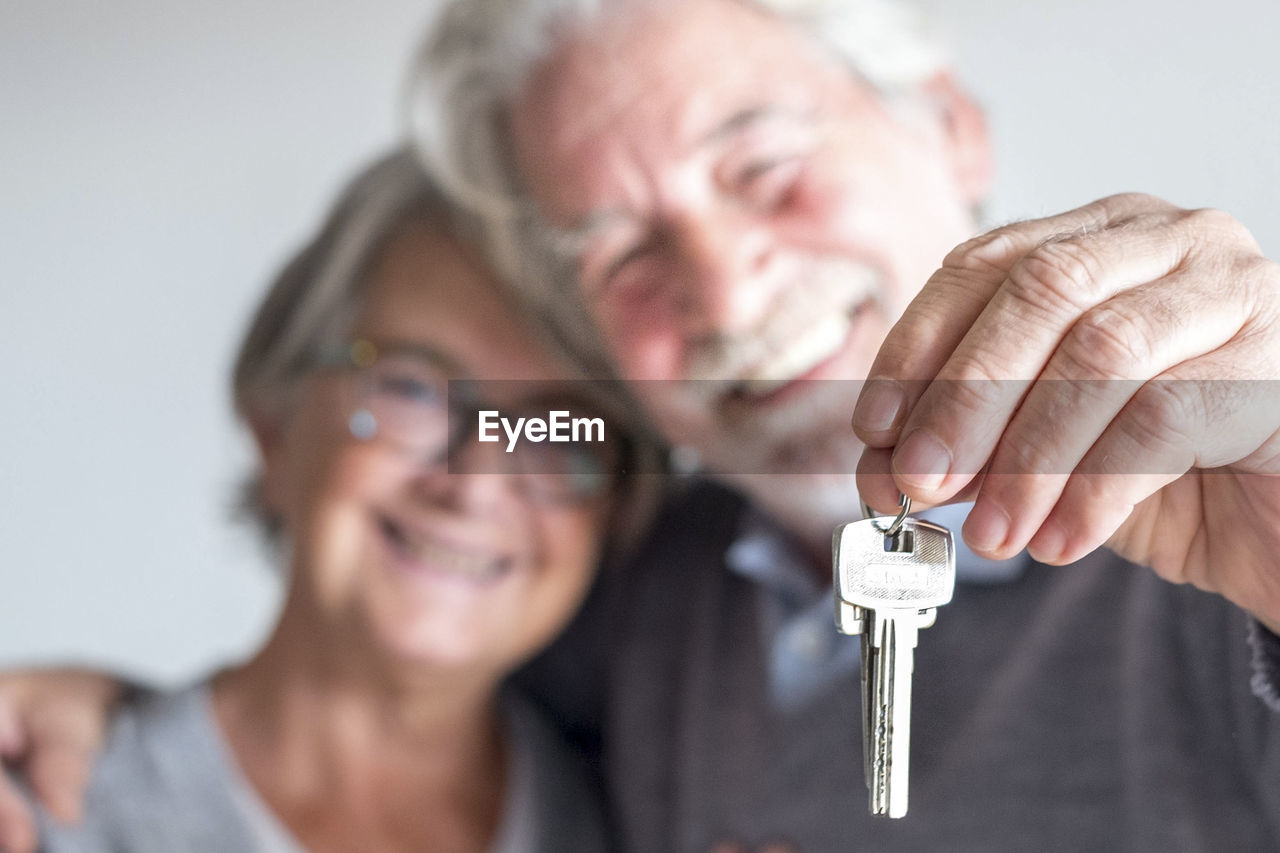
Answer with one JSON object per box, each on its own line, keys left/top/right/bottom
{"left": 0, "top": 772, "right": 38, "bottom": 853}
{"left": 26, "top": 735, "right": 96, "bottom": 826}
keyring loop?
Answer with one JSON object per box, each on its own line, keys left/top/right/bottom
{"left": 862, "top": 493, "right": 912, "bottom": 537}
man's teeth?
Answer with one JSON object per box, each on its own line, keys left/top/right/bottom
{"left": 739, "top": 311, "right": 853, "bottom": 392}
{"left": 392, "top": 524, "right": 506, "bottom": 579}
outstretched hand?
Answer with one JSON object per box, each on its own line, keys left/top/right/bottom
{"left": 852, "top": 193, "right": 1280, "bottom": 632}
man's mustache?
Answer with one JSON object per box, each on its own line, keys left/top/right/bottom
{"left": 681, "top": 257, "right": 882, "bottom": 396}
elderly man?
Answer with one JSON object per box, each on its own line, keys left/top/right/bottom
{"left": 410, "top": 0, "right": 1280, "bottom": 849}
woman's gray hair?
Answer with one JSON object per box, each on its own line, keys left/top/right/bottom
{"left": 406, "top": 0, "right": 947, "bottom": 373}
{"left": 232, "top": 147, "right": 454, "bottom": 540}
{"left": 230, "top": 145, "right": 664, "bottom": 548}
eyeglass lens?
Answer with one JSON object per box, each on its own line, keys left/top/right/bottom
{"left": 345, "top": 356, "right": 618, "bottom": 502}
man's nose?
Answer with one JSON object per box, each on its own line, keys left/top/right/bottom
{"left": 671, "top": 205, "right": 781, "bottom": 336}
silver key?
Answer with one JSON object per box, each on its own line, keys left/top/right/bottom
{"left": 833, "top": 500, "right": 955, "bottom": 818}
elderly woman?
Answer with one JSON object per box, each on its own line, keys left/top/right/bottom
{"left": 1, "top": 149, "right": 648, "bottom": 852}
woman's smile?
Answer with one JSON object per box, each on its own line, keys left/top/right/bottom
{"left": 376, "top": 512, "right": 516, "bottom": 585}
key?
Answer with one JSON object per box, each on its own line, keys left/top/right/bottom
{"left": 833, "top": 498, "right": 955, "bottom": 818}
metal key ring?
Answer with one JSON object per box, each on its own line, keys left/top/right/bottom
{"left": 861, "top": 493, "right": 912, "bottom": 537}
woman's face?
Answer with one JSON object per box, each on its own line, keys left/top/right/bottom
{"left": 259, "top": 223, "right": 611, "bottom": 680}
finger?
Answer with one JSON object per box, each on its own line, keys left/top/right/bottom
{"left": 0, "top": 700, "right": 25, "bottom": 760}
{"left": 1030, "top": 370, "right": 1280, "bottom": 566}
{"left": 852, "top": 193, "right": 1179, "bottom": 445}
{"left": 964, "top": 271, "right": 1254, "bottom": 558}
{"left": 25, "top": 737, "right": 94, "bottom": 825}
{"left": 856, "top": 444, "right": 984, "bottom": 514}
{"left": 0, "top": 772, "right": 37, "bottom": 853}
{"left": 856, "top": 445, "right": 902, "bottom": 513}
{"left": 25, "top": 705, "right": 105, "bottom": 826}
{"left": 889, "top": 206, "right": 1201, "bottom": 507}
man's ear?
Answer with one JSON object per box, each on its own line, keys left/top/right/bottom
{"left": 922, "top": 72, "right": 993, "bottom": 204}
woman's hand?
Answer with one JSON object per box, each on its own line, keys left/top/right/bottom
{"left": 0, "top": 668, "right": 125, "bottom": 853}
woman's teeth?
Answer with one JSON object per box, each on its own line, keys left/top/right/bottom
{"left": 383, "top": 519, "right": 509, "bottom": 581}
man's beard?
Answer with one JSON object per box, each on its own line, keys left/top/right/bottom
{"left": 683, "top": 256, "right": 880, "bottom": 393}
{"left": 727, "top": 468, "right": 867, "bottom": 540}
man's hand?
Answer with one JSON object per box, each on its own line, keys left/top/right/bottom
{"left": 0, "top": 668, "right": 124, "bottom": 853}
{"left": 851, "top": 193, "right": 1280, "bottom": 632}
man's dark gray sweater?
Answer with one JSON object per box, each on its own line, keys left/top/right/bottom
{"left": 528, "top": 481, "right": 1280, "bottom": 853}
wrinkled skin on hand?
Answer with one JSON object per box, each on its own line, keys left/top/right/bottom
{"left": 853, "top": 193, "right": 1280, "bottom": 634}
{"left": 0, "top": 668, "right": 124, "bottom": 853}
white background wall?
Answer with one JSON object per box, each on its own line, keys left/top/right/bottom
{"left": 2, "top": 0, "right": 1277, "bottom": 684}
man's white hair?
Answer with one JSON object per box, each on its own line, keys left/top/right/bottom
{"left": 406, "top": 0, "right": 946, "bottom": 375}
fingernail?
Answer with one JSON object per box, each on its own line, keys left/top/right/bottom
{"left": 964, "top": 499, "right": 1010, "bottom": 555}
{"left": 853, "top": 380, "right": 905, "bottom": 435}
{"left": 893, "top": 428, "right": 951, "bottom": 492}
{"left": 1030, "top": 517, "right": 1067, "bottom": 563}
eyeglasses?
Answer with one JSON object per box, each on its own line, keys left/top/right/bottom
{"left": 323, "top": 339, "right": 625, "bottom": 504}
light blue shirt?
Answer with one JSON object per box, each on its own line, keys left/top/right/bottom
{"left": 725, "top": 502, "right": 1028, "bottom": 711}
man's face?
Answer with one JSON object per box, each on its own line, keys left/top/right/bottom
{"left": 509, "top": 0, "right": 988, "bottom": 495}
